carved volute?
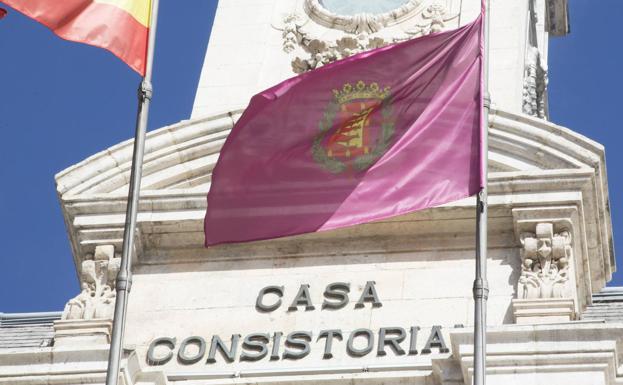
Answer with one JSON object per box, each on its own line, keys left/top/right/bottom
{"left": 518, "top": 223, "right": 572, "bottom": 300}
{"left": 62, "top": 245, "right": 120, "bottom": 321}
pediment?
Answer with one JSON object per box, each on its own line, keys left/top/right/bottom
{"left": 55, "top": 108, "right": 606, "bottom": 197}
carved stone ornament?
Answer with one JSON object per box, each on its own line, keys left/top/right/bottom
{"left": 304, "top": 0, "right": 423, "bottom": 34}
{"left": 62, "top": 245, "right": 120, "bottom": 320}
{"left": 522, "top": 45, "right": 548, "bottom": 119}
{"left": 280, "top": 1, "right": 458, "bottom": 74}
{"left": 518, "top": 223, "right": 572, "bottom": 299}
{"left": 404, "top": 3, "right": 457, "bottom": 36}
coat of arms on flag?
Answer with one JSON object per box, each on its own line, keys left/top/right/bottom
{"left": 313, "top": 81, "right": 394, "bottom": 174}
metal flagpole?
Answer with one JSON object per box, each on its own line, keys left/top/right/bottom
{"left": 473, "top": 0, "right": 490, "bottom": 385}
{"left": 105, "top": 1, "right": 160, "bottom": 384}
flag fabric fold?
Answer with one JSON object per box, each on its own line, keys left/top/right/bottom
{"left": 0, "top": 0, "right": 150, "bottom": 74}
{"left": 205, "top": 16, "right": 484, "bottom": 246}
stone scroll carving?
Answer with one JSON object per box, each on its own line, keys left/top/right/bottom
{"left": 62, "top": 245, "right": 120, "bottom": 320}
{"left": 405, "top": 3, "right": 457, "bottom": 36}
{"left": 518, "top": 223, "right": 571, "bottom": 299}
{"left": 279, "top": 1, "right": 458, "bottom": 74}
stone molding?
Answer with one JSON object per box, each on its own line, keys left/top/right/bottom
{"left": 1, "top": 318, "right": 168, "bottom": 385}
{"left": 451, "top": 323, "right": 623, "bottom": 385}
{"left": 56, "top": 109, "right": 607, "bottom": 197}
{"left": 7, "top": 323, "right": 622, "bottom": 385}
{"left": 0, "top": 345, "right": 167, "bottom": 385}
{"left": 55, "top": 109, "right": 613, "bottom": 299}
{"left": 53, "top": 319, "right": 112, "bottom": 347}
{"left": 512, "top": 298, "right": 575, "bottom": 324}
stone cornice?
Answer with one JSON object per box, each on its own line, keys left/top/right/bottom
{"left": 56, "top": 108, "right": 608, "bottom": 196}
{"left": 0, "top": 344, "right": 166, "bottom": 385}
{"left": 450, "top": 322, "right": 623, "bottom": 384}
{"left": 55, "top": 107, "right": 614, "bottom": 300}
{"left": 55, "top": 110, "right": 243, "bottom": 196}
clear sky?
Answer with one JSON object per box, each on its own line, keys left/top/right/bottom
{"left": 0, "top": 0, "right": 621, "bottom": 314}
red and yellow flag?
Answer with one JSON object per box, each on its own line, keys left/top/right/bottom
{"left": 0, "top": 0, "right": 150, "bottom": 74}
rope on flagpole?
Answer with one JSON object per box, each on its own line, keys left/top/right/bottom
{"left": 473, "top": 0, "right": 490, "bottom": 385}
{"left": 105, "top": 1, "right": 160, "bottom": 384}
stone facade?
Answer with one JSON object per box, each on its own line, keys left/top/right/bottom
{"left": 191, "top": 0, "right": 556, "bottom": 120}
{"left": 3, "top": 1, "right": 623, "bottom": 385}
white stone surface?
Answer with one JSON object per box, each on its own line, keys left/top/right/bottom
{"left": 53, "top": 319, "right": 112, "bottom": 347}
{"left": 191, "top": 0, "right": 563, "bottom": 120}
{"left": 48, "top": 104, "right": 616, "bottom": 383}
{"left": 511, "top": 298, "right": 575, "bottom": 324}
{"left": 54, "top": 107, "right": 614, "bottom": 303}
{"left": 451, "top": 322, "right": 623, "bottom": 385}
{"left": 7, "top": 1, "right": 621, "bottom": 385}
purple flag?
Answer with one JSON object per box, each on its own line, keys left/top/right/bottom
{"left": 205, "top": 15, "right": 484, "bottom": 246}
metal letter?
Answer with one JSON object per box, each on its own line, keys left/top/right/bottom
{"left": 282, "top": 331, "right": 312, "bottom": 360}
{"left": 322, "top": 282, "right": 350, "bottom": 310}
{"left": 355, "top": 281, "right": 382, "bottom": 308}
{"left": 421, "top": 325, "right": 450, "bottom": 354}
{"left": 377, "top": 327, "right": 406, "bottom": 356}
{"left": 207, "top": 334, "right": 239, "bottom": 364}
{"left": 288, "top": 284, "right": 315, "bottom": 311}
{"left": 256, "top": 286, "right": 284, "bottom": 313}
{"left": 146, "top": 337, "right": 176, "bottom": 366}
{"left": 177, "top": 336, "right": 206, "bottom": 365}
{"left": 317, "top": 329, "right": 343, "bottom": 359}
{"left": 346, "top": 329, "right": 374, "bottom": 357}
{"left": 240, "top": 333, "right": 270, "bottom": 362}
{"left": 409, "top": 326, "right": 421, "bottom": 355}
{"left": 270, "top": 332, "right": 283, "bottom": 360}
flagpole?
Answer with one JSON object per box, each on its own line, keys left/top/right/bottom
{"left": 105, "top": 1, "right": 160, "bottom": 384}
{"left": 473, "top": 0, "right": 490, "bottom": 384}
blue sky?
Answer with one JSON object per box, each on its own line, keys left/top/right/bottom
{"left": 0, "top": 0, "right": 621, "bottom": 313}
{"left": 548, "top": 1, "right": 623, "bottom": 287}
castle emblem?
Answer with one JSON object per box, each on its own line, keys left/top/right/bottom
{"left": 313, "top": 81, "right": 395, "bottom": 174}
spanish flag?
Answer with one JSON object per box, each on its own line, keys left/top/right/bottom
{"left": 0, "top": 0, "right": 150, "bottom": 75}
